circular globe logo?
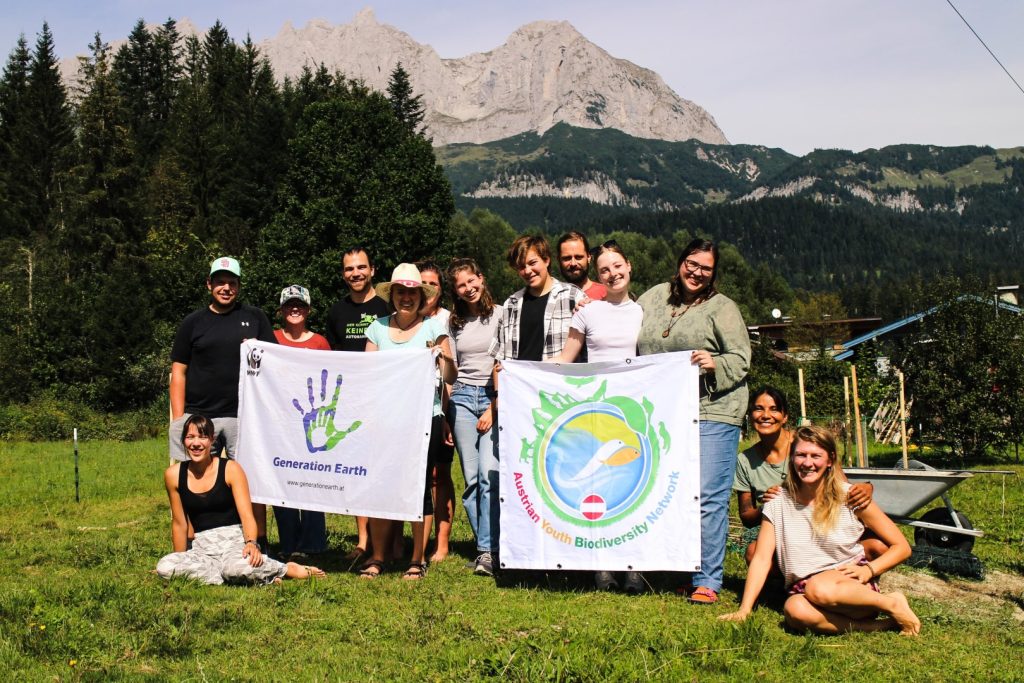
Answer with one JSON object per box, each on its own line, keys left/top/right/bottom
{"left": 535, "top": 402, "right": 655, "bottom": 527}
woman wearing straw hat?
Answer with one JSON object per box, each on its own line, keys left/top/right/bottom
{"left": 360, "top": 263, "right": 457, "bottom": 580}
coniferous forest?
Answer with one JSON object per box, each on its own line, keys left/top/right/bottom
{"left": 0, "top": 20, "right": 1020, "bottom": 437}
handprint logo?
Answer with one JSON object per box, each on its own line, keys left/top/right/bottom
{"left": 292, "top": 369, "right": 362, "bottom": 453}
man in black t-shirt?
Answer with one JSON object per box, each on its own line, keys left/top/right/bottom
{"left": 324, "top": 247, "right": 389, "bottom": 560}
{"left": 325, "top": 247, "right": 389, "bottom": 351}
{"left": 169, "top": 257, "right": 276, "bottom": 544}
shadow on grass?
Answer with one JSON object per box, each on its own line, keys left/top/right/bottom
{"left": 492, "top": 568, "right": 791, "bottom": 600}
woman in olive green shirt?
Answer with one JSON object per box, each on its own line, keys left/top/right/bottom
{"left": 637, "top": 239, "right": 750, "bottom": 604}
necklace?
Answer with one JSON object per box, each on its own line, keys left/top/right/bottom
{"left": 393, "top": 314, "right": 422, "bottom": 332}
{"left": 661, "top": 303, "right": 692, "bottom": 338}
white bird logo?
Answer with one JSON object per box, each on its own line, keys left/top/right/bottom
{"left": 570, "top": 439, "right": 641, "bottom": 481}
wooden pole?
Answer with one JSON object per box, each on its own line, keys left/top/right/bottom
{"left": 897, "top": 369, "right": 909, "bottom": 469}
{"left": 850, "top": 365, "right": 865, "bottom": 467}
{"left": 797, "top": 367, "right": 808, "bottom": 426}
{"left": 843, "top": 376, "right": 852, "bottom": 466}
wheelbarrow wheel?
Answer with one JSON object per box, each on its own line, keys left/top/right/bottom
{"left": 914, "top": 507, "right": 975, "bottom": 553}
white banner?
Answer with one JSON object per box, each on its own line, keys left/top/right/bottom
{"left": 498, "top": 353, "right": 701, "bottom": 571}
{"left": 236, "top": 340, "right": 435, "bottom": 521}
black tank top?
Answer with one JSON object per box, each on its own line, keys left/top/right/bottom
{"left": 179, "top": 458, "right": 241, "bottom": 533}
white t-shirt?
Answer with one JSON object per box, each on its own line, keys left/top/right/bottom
{"left": 569, "top": 299, "right": 643, "bottom": 362}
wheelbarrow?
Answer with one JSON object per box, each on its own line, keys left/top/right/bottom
{"left": 844, "top": 460, "right": 979, "bottom": 553}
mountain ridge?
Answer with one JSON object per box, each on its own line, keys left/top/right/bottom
{"left": 58, "top": 7, "right": 727, "bottom": 147}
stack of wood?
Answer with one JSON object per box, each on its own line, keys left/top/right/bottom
{"left": 870, "top": 394, "right": 914, "bottom": 445}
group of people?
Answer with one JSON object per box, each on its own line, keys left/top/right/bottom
{"left": 155, "top": 234, "right": 919, "bottom": 635}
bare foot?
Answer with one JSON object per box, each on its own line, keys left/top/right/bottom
{"left": 285, "top": 562, "right": 325, "bottom": 580}
{"left": 887, "top": 591, "right": 921, "bottom": 636}
{"left": 429, "top": 550, "right": 448, "bottom": 563}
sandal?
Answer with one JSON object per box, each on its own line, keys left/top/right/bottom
{"left": 357, "top": 560, "right": 384, "bottom": 580}
{"left": 402, "top": 563, "right": 427, "bottom": 581}
{"left": 343, "top": 546, "right": 367, "bottom": 562}
{"left": 688, "top": 586, "right": 718, "bottom": 604}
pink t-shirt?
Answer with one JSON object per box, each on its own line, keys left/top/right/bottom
{"left": 584, "top": 281, "right": 608, "bottom": 301}
{"left": 274, "top": 329, "right": 331, "bottom": 350}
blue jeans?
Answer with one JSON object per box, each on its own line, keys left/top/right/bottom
{"left": 273, "top": 507, "right": 327, "bottom": 556}
{"left": 448, "top": 382, "right": 499, "bottom": 552}
{"left": 693, "top": 420, "right": 740, "bottom": 593}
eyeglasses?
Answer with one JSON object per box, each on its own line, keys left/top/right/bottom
{"left": 589, "top": 239, "right": 619, "bottom": 257}
{"left": 682, "top": 258, "right": 714, "bottom": 277}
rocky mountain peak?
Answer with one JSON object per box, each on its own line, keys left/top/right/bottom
{"left": 59, "top": 9, "right": 727, "bottom": 147}
{"left": 352, "top": 7, "right": 378, "bottom": 25}
{"left": 507, "top": 20, "right": 581, "bottom": 44}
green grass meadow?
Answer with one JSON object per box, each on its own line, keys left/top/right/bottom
{"left": 1, "top": 438, "right": 1022, "bottom": 681}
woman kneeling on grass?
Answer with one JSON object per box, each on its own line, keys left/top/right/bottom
{"left": 720, "top": 425, "right": 920, "bottom": 635}
{"left": 157, "top": 414, "right": 325, "bottom": 585}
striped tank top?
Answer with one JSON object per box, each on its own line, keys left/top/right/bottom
{"left": 761, "top": 483, "right": 864, "bottom": 588}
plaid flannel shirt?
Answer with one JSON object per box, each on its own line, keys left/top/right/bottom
{"left": 488, "top": 279, "right": 583, "bottom": 361}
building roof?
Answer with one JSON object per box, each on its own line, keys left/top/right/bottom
{"left": 834, "top": 295, "right": 1021, "bottom": 361}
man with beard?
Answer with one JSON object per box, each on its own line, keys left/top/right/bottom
{"left": 326, "top": 247, "right": 389, "bottom": 351}
{"left": 557, "top": 232, "right": 606, "bottom": 301}
{"left": 325, "top": 247, "right": 390, "bottom": 561}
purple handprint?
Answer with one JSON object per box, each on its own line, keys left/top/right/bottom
{"left": 292, "top": 369, "right": 362, "bottom": 453}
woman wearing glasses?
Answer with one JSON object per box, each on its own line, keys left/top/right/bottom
{"left": 636, "top": 239, "right": 751, "bottom": 604}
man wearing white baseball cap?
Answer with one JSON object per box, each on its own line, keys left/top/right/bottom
{"left": 169, "top": 256, "right": 277, "bottom": 549}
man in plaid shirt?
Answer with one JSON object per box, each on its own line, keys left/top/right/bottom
{"left": 488, "top": 234, "right": 583, "bottom": 362}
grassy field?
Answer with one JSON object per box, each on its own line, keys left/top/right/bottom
{"left": 1, "top": 438, "right": 1022, "bottom": 681}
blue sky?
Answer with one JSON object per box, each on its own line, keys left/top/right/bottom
{"left": 3, "top": 1, "right": 1022, "bottom": 155}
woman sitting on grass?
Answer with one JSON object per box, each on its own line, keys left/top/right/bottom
{"left": 720, "top": 424, "right": 920, "bottom": 635}
{"left": 157, "top": 414, "right": 325, "bottom": 585}
{"left": 735, "top": 386, "right": 880, "bottom": 566}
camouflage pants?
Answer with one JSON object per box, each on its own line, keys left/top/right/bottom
{"left": 156, "top": 524, "right": 287, "bottom": 585}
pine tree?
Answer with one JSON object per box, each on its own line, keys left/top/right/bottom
{"left": 24, "top": 22, "right": 74, "bottom": 239}
{"left": 0, "top": 35, "right": 33, "bottom": 238}
{"left": 66, "top": 33, "right": 140, "bottom": 272}
{"left": 230, "top": 36, "right": 288, "bottom": 247}
{"left": 112, "top": 19, "right": 181, "bottom": 167}
{"left": 386, "top": 62, "right": 425, "bottom": 135}
{"left": 150, "top": 19, "right": 182, "bottom": 138}
{"left": 251, "top": 87, "right": 455, "bottom": 314}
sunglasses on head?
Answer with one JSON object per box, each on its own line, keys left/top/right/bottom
{"left": 589, "top": 239, "right": 619, "bottom": 257}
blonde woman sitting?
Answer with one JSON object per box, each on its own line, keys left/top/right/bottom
{"left": 720, "top": 425, "right": 920, "bottom": 635}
